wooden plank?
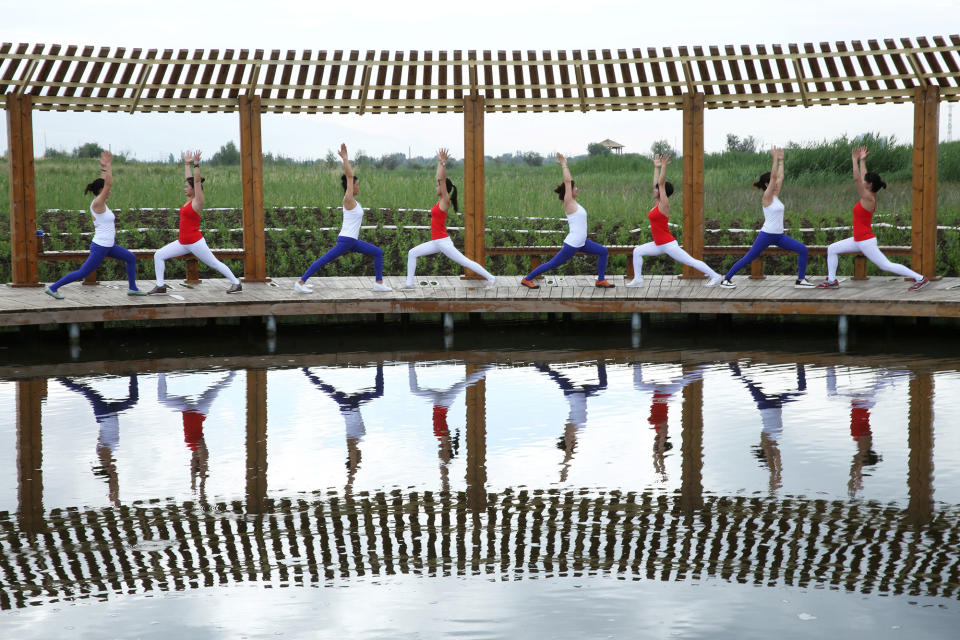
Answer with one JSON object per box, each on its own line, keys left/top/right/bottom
{"left": 228, "top": 49, "right": 249, "bottom": 100}
{"left": 239, "top": 95, "right": 267, "bottom": 282}
{"left": 663, "top": 46, "right": 683, "bottom": 97}
{"left": 307, "top": 49, "right": 326, "bottom": 112}
{"left": 921, "top": 85, "right": 939, "bottom": 278}
{"left": 276, "top": 49, "right": 296, "bottom": 104}
{"left": 511, "top": 51, "right": 526, "bottom": 114}
{"left": 454, "top": 50, "right": 464, "bottom": 101}
{"left": 884, "top": 39, "right": 916, "bottom": 90}
{"left": 340, "top": 49, "right": 360, "bottom": 107}
{"left": 680, "top": 92, "right": 705, "bottom": 279}
{"left": 0, "top": 43, "right": 28, "bottom": 94}
{"left": 388, "top": 50, "right": 404, "bottom": 115}
{"left": 324, "top": 49, "right": 343, "bottom": 113}
{"left": 7, "top": 94, "right": 40, "bottom": 286}
{"left": 527, "top": 50, "right": 542, "bottom": 112}
{"left": 463, "top": 93, "right": 485, "bottom": 278}
{"left": 422, "top": 50, "right": 433, "bottom": 108}
{"left": 542, "top": 50, "right": 557, "bottom": 105}
{"left": 834, "top": 42, "right": 864, "bottom": 94}
{"left": 32, "top": 43, "right": 61, "bottom": 99}
{"left": 771, "top": 44, "right": 796, "bottom": 102}
{"left": 557, "top": 50, "right": 573, "bottom": 108}
{"left": 916, "top": 37, "right": 946, "bottom": 88}
{"left": 142, "top": 48, "right": 173, "bottom": 109}
{"left": 601, "top": 49, "right": 619, "bottom": 110}
{"left": 866, "top": 40, "right": 902, "bottom": 95}
{"left": 497, "top": 50, "right": 510, "bottom": 107}
{"left": 405, "top": 50, "right": 418, "bottom": 114}
{"left": 571, "top": 50, "right": 588, "bottom": 111}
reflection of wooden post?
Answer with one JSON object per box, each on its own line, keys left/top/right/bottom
{"left": 462, "top": 93, "right": 486, "bottom": 279}
{"left": 907, "top": 373, "right": 934, "bottom": 526}
{"left": 6, "top": 94, "right": 40, "bottom": 287}
{"left": 680, "top": 92, "right": 705, "bottom": 279}
{"left": 17, "top": 379, "right": 46, "bottom": 533}
{"left": 464, "top": 364, "right": 487, "bottom": 512}
{"left": 239, "top": 95, "right": 268, "bottom": 282}
{"left": 679, "top": 369, "right": 704, "bottom": 513}
{"left": 911, "top": 86, "right": 940, "bottom": 279}
{"left": 245, "top": 369, "right": 268, "bottom": 513}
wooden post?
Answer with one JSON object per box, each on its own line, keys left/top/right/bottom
{"left": 464, "top": 364, "right": 487, "bottom": 512}
{"left": 679, "top": 368, "right": 704, "bottom": 513}
{"left": 462, "top": 93, "right": 486, "bottom": 279}
{"left": 17, "top": 379, "right": 46, "bottom": 534}
{"left": 6, "top": 94, "right": 40, "bottom": 287}
{"left": 680, "top": 93, "right": 706, "bottom": 279}
{"left": 911, "top": 85, "right": 940, "bottom": 279}
{"left": 239, "top": 95, "right": 269, "bottom": 282}
{"left": 907, "top": 372, "right": 934, "bottom": 526}
{"left": 245, "top": 369, "right": 268, "bottom": 513}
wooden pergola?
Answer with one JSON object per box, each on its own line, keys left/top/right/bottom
{"left": 3, "top": 37, "right": 959, "bottom": 286}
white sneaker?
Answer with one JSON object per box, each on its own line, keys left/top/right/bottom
{"left": 625, "top": 278, "right": 644, "bottom": 287}
{"left": 484, "top": 278, "right": 497, "bottom": 289}
{"left": 400, "top": 282, "right": 417, "bottom": 290}
{"left": 371, "top": 282, "right": 392, "bottom": 292}
{"left": 294, "top": 281, "right": 313, "bottom": 294}
{"left": 720, "top": 278, "right": 736, "bottom": 288}
{"left": 794, "top": 278, "right": 815, "bottom": 288}
{"left": 705, "top": 274, "right": 722, "bottom": 287}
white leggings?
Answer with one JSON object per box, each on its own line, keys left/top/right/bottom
{"left": 406, "top": 236, "right": 494, "bottom": 285}
{"left": 633, "top": 240, "right": 718, "bottom": 279}
{"left": 154, "top": 237, "right": 240, "bottom": 286}
{"left": 826, "top": 237, "right": 922, "bottom": 282}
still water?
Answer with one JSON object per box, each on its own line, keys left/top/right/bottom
{"left": 1, "top": 335, "right": 959, "bottom": 638}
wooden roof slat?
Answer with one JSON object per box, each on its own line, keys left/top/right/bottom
{"left": 722, "top": 45, "right": 746, "bottom": 107}
{"left": 292, "top": 49, "right": 311, "bottom": 106}
{"left": 834, "top": 42, "right": 864, "bottom": 96}
{"left": 932, "top": 36, "right": 960, "bottom": 88}
{"left": 755, "top": 44, "right": 779, "bottom": 97}
{"left": 865, "top": 40, "right": 901, "bottom": 94}
{"left": 916, "top": 37, "right": 946, "bottom": 88}
{"left": 770, "top": 44, "right": 796, "bottom": 104}
{"left": 787, "top": 44, "right": 810, "bottom": 108}
{"left": 849, "top": 41, "right": 880, "bottom": 93}
{"left": 35, "top": 44, "right": 64, "bottom": 98}
{"left": 159, "top": 48, "right": 188, "bottom": 108}
{"left": 527, "top": 50, "right": 542, "bottom": 112}
{"left": 481, "top": 49, "right": 494, "bottom": 101}
{"left": 436, "top": 50, "right": 448, "bottom": 104}
{"left": 900, "top": 37, "right": 930, "bottom": 87}
{"left": 306, "top": 50, "right": 326, "bottom": 114}
{"left": 405, "top": 50, "right": 419, "bottom": 113}
{"left": 883, "top": 38, "right": 916, "bottom": 90}
{"left": 177, "top": 49, "right": 205, "bottom": 111}
{"left": 647, "top": 47, "right": 666, "bottom": 99}
{"left": 663, "top": 47, "right": 683, "bottom": 96}
{"left": 211, "top": 49, "right": 233, "bottom": 101}
{"left": 708, "top": 46, "right": 731, "bottom": 99}
{"left": 557, "top": 50, "right": 573, "bottom": 109}
{"left": 817, "top": 42, "right": 846, "bottom": 96}
{"left": 276, "top": 49, "right": 297, "bottom": 104}
{"left": 372, "top": 49, "right": 389, "bottom": 111}
{"left": 630, "top": 48, "right": 650, "bottom": 104}
{"left": 601, "top": 49, "right": 620, "bottom": 110}
{"left": 571, "top": 50, "right": 588, "bottom": 112}
{"left": 0, "top": 42, "right": 28, "bottom": 94}
{"left": 62, "top": 45, "right": 95, "bottom": 100}
{"left": 356, "top": 50, "right": 375, "bottom": 115}
{"left": 542, "top": 50, "right": 557, "bottom": 104}
{"left": 227, "top": 49, "right": 248, "bottom": 100}
{"left": 497, "top": 50, "right": 510, "bottom": 107}
{"left": 691, "top": 46, "right": 712, "bottom": 96}
{"left": 740, "top": 45, "right": 764, "bottom": 98}
{"left": 126, "top": 48, "right": 157, "bottom": 113}
{"left": 339, "top": 49, "right": 361, "bottom": 110}
{"left": 511, "top": 51, "right": 527, "bottom": 113}
{"left": 388, "top": 50, "right": 404, "bottom": 115}
{"left": 79, "top": 46, "right": 110, "bottom": 99}
{"left": 586, "top": 49, "right": 602, "bottom": 104}
{"left": 453, "top": 50, "right": 464, "bottom": 101}
{"left": 324, "top": 49, "right": 344, "bottom": 113}
{"left": 421, "top": 50, "right": 433, "bottom": 109}
{"left": 616, "top": 48, "right": 636, "bottom": 110}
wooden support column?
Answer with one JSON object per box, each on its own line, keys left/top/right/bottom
{"left": 6, "top": 95, "right": 40, "bottom": 287}
{"left": 679, "top": 368, "right": 704, "bottom": 513}
{"left": 911, "top": 86, "right": 940, "bottom": 279}
{"left": 680, "top": 93, "right": 706, "bottom": 279}
{"left": 907, "top": 372, "right": 934, "bottom": 526}
{"left": 245, "top": 369, "right": 268, "bottom": 513}
{"left": 17, "top": 379, "right": 46, "bottom": 534}
{"left": 462, "top": 93, "right": 486, "bottom": 279}
{"left": 464, "top": 363, "right": 487, "bottom": 512}
{"left": 239, "top": 95, "right": 268, "bottom": 282}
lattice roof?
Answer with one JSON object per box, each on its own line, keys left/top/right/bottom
{"left": 1, "top": 36, "right": 958, "bottom": 114}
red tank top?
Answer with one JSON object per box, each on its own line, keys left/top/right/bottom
{"left": 433, "top": 405, "right": 449, "bottom": 438}
{"left": 852, "top": 201, "right": 875, "bottom": 242}
{"left": 648, "top": 391, "right": 670, "bottom": 432}
{"left": 182, "top": 411, "right": 206, "bottom": 451}
{"left": 850, "top": 406, "right": 871, "bottom": 440}
{"left": 178, "top": 200, "right": 203, "bottom": 244}
{"left": 649, "top": 205, "right": 675, "bottom": 245}
{"left": 430, "top": 203, "right": 449, "bottom": 240}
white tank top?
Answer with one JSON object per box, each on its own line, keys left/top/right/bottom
{"left": 760, "top": 196, "right": 785, "bottom": 235}
{"left": 90, "top": 202, "right": 116, "bottom": 247}
{"left": 339, "top": 201, "right": 364, "bottom": 239}
{"left": 563, "top": 203, "right": 588, "bottom": 248}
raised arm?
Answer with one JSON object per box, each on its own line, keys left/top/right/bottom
{"left": 435, "top": 148, "right": 451, "bottom": 212}
{"left": 654, "top": 154, "right": 671, "bottom": 215}
{"left": 557, "top": 153, "right": 577, "bottom": 214}
{"left": 763, "top": 147, "right": 784, "bottom": 205}
{"left": 852, "top": 146, "right": 874, "bottom": 204}
{"left": 92, "top": 151, "right": 113, "bottom": 214}
{"left": 185, "top": 150, "right": 204, "bottom": 213}
{"left": 338, "top": 143, "right": 357, "bottom": 210}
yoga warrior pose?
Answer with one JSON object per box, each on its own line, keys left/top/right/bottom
{"left": 303, "top": 365, "right": 385, "bottom": 494}
{"left": 521, "top": 153, "right": 613, "bottom": 289}
{"left": 295, "top": 144, "right": 391, "bottom": 293}
{"left": 402, "top": 149, "right": 496, "bottom": 289}
{"left": 627, "top": 155, "right": 721, "bottom": 287}
{"left": 58, "top": 375, "right": 140, "bottom": 505}
{"left": 817, "top": 146, "right": 929, "bottom": 291}
{"left": 148, "top": 151, "right": 242, "bottom": 295}
{"left": 44, "top": 151, "right": 149, "bottom": 299}
{"left": 720, "top": 148, "right": 813, "bottom": 288}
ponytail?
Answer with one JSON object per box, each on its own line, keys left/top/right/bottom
{"left": 446, "top": 178, "right": 459, "bottom": 213}
{"left": 84, "top": 178, "right": 105, "bottom": 196}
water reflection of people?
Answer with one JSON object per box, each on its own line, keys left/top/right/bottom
{"left": 536, "top": 362, "right": 607, "bottom": 482}
{"left": 157, "top": 371, "right": 235, "bottom": 501}
{"left": 408, "top": 363, "right": 491, "bottom": 491}
{"left": 826, "top": 366, "right": 901, "bottom": 497}
{"left": 303, "top": 365, "right": 384, "bottom": 494}
{"left": 729, "top": 362, "right": 807, "bottom": 492}
{"left": 57, "top": 376, "right": 139, "bottom": 506}
{"left": 632, "top": 363, "right": 703, "bottom": 481}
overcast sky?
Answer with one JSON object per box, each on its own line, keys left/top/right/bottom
{"left": 2, "top": 0, "right": 957, "bottom": 161}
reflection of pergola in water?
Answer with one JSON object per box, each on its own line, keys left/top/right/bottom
{"left": 5, "top": 349, "right": 953, "bottom": 609}
{"left": 3, "top": 39, "right": 958, "bottom": 286}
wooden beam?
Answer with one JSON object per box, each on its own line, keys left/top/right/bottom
{"left": 17, "top": 379, "right": 46, "bottom": 535}
{"left": 680, "top": 92, "right": 706, "bottom": 279}
{"left": 238, "top": 95, "right": 268, "bottom": 282}
{"left": 907, "top": 373, "right": 934, "bottom": 526}
{"left": 245, "top": 369, "right": 268, "bottom": 514}
{"left": 679, "top": 369, "right": 704, "bottom": 513}
{"left": 462, "top": 93, "right": 486, "bottom": 278}
{"left": 6, "top": 94, "right": 40, "bottom": 287}
{"left": 465, "top": 363, "right": 487, "bottom": 513}
{"left": 911, "top": 85, "right": 940, "bottom": 278}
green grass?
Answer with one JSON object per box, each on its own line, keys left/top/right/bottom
{"left": 2, "top": 140, "right": 960, "bottom": 282}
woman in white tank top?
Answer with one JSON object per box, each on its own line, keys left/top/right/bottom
{"left": 44, "top": 151, "right": 148, "bottom": 299}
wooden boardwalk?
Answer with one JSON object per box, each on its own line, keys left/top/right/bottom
{"left": 3, "top": 274, "right": 960, "bottom": 328}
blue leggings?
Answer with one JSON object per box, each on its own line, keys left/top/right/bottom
{"left": 526, "top": 240, "right": 608, "bottom": 280}
{"left": 50, "top": 242, "right": 139, "bottom": 291}
{"left": 724, "top": 231, "right": 808, "bottom": 280}
{"left": 302, "top": 236, "right": 384, "bottom": 281}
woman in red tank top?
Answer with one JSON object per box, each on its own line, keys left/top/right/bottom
{"left": 817, "top": 145, "right": 928, "bottom": 291}
{"left": 148, "top": 150, "right": 243, "bottom": 295}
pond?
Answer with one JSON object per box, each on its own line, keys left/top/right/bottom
{"left": 1, "top": 326, "right": 958, "bottom": 639}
